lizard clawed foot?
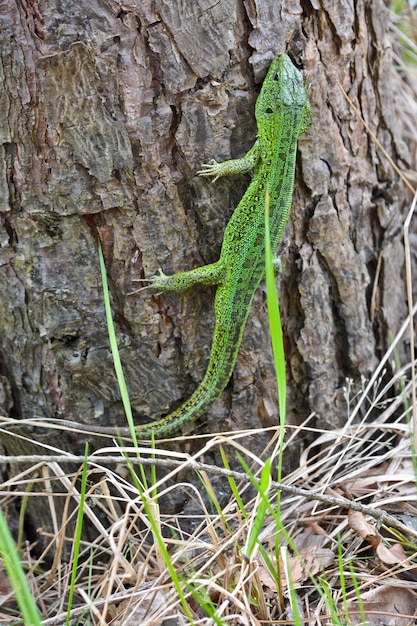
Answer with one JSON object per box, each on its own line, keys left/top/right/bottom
{"left": 129, "top": 268, "right": 169, "bottom": 296}
{"left": 196, "top": 159, "right": 223, "bottom": 183}
{"left": 128, "top": 283, "right": 151, "bottom": 295}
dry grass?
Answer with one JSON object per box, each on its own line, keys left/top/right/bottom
{"left": 2, "top": 6, "right": 417, "bottom": 626}
{"left": 1, "top": 388, "right": 417, "bottom": 624}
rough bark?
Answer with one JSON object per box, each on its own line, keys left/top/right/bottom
{"left": 0, "top": 0, "right": 409, "bottom": 539}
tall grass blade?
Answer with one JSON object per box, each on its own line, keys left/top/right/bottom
{"left": 245, "top": 457, "right": 271, "bottom": 558}
{"left": 264, "top": 187, "right": 286, "bottom": 426}
{"left": 66, "top": 444, "right": 90, "bottom": 625}
{"left": 98, "top": 241, "right": 139, "bottom": 447}
{"left": 0, "top": 507, "right": 42, "bottom": 625}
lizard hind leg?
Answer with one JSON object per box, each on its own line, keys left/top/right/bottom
{"left": 144, "top": 261, "right": 226, "bottom": 294}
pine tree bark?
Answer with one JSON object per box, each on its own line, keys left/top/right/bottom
{"left": 0, "top": 0, "right": 409, "bottom": 538}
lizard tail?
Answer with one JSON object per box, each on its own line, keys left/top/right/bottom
{"left": 135, "top": 312, "right": 247, "bottom": 438}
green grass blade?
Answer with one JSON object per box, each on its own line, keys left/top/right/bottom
{"left": 219, "top": 445, "right": 248, "bottom": 520}
{"left": 337, "top": 537, "right": 349, "bottom": 622}
{"left": 0, "top": 507, "right": 42, "bottom": 625}
{"left": 282, "top": 547, "right": 303, "bottom": 626}
{"left": 196, "top": 470, "right": 234, "bottom": 535}
{"left": 235, "top": 454, "right": 271, "bottom": 558}
{"left": 348, "top": 559, "right": 366, "bottom": 623}
{"left": 185, "top": 581, "right": 224, "bottom": 625}
{"left": 264, "top": 187, "right": 286, "bottom": 591}
{"left": 98, "top": 242, "right": 139, "bottom": 448}
{"left": 316, "top": 576, "right": 343, "bottom": 625}
{"left": 66, "top": 444, "right": 89, "bottom": 624}
{"left": 264, "top": 187, "right": 286, "bottom": 424}
{"left": 125, "top": 457, "right": 195, "bottom": 623}
{"left": 17, "top": 480, "right": 34, "bottom": 557}
{"left": 244, "top": 457, "right": 271, "bottom": 558}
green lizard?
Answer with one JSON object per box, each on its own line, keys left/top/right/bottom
{"left": 36, "top": 53, "right": 311, "bottom": 439}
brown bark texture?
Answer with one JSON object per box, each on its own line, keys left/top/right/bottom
{"left": 0, "top": 0, "right": 410, "bottom": 532}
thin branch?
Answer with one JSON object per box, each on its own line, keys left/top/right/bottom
{"left": 0, "top": 453, "right": 416, "bottom": 541}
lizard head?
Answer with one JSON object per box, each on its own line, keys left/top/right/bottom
{"left": 255, "top": 54, "right": 311, "bottom": 138}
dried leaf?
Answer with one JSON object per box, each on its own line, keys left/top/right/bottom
{"left": 281, "top": 546, "right": 335, "bottom": 587}
{"left": 257, "top": 564, "right": 278, "bottom": 591}
{"left": 348, "top": 510, "right": 380, "bottom": 549}
{"left": 376, "top": 541, "right": 406, "bottom": 565}
{"left": 348, "top": 511, "right": 417, "bottom": 578}
{"left": 344, "top": 586, "right": 417, "bottom": 625}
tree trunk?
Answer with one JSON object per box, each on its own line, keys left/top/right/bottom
{"left": 0, "top": 1, "right": 409, "bottom": 539}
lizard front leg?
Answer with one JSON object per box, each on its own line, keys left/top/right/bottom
{"left": 197, "top": 140, "right": 261, "bottom": 182}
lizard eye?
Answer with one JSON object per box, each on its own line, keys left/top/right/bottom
{"left": 265, "top": 107, "right": 273, "bottom": 114}
{"left": 273, "top": 73, "right": 279, "bottom": 81}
